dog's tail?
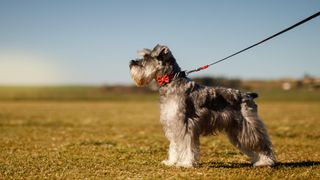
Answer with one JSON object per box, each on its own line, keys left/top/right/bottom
{"left": 246, "top": 92, "right": 258, "bottom": 99}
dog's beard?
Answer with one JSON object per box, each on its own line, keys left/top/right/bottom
{"left": 130, "top": 65, "right": 155, "bottom": 87}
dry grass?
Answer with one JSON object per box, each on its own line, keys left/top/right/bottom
{"left": 0, "top": 96, "right": 320, "bottom": 179}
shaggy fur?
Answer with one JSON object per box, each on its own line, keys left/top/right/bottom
{"left": 129, "top": 44, "right": 276, "bottom": 168}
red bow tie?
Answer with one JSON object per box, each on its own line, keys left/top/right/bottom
{"left": 156, "top": 74, "right": 171, "bottom": 86}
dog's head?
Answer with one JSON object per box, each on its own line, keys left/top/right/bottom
{"left": 129, "top": 44, "right": 179, "bottom": 87}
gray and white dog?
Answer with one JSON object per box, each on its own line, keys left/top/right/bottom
{"left": 129, "top": 44, "right": 276, "bottom": 168}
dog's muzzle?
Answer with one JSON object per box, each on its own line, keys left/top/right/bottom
{"left": 129, "top": 60, "right": 138, "bottom": 69}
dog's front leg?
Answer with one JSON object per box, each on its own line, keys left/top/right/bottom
{"left": 175, "top": 132, "right": 200, "bottom": 168}
{"left": 162, "top": 140, "right": 179, "bottom": 166}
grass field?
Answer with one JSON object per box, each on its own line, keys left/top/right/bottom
{"left": 0, "top": 87, "right": 320, "bottom": 179}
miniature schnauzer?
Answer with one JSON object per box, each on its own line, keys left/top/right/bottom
{"left": 129, "top": 44, "right": 276, "bottom": 168}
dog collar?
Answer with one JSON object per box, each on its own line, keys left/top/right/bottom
{"left": 156, "top": 74, "right": 174, "bottom": 86}
{"left": 156, "top": 71, "right": 186, "bottom": 86}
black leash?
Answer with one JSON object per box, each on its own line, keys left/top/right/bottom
{"left": 185, "top": 11, "right": 320, "bottom": 76}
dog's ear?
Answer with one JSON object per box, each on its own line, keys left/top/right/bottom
{"left": 151, "top": 44, "right": 173, "bottom": 61}
{"left": 137, "top": 48, "right": 152, "bottom": 57}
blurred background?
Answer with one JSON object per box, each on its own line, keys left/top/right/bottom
{"left": 1, "top": 1, "right": 320, "bottom": 178}
{"left": 0, "top": 0, "right": 319, "bottom": 99}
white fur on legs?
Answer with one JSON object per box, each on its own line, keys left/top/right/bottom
{"left": 253, "top": 153, "right": 276, "bottom": 167}
{"left": 175, "top": 133, "right": 199, "bottom": 168}
{"left": 162, "top": 135, "right": 199, "bottom": 168}
{"left": 161, "top": 142, "right": 178, "bottom": 166}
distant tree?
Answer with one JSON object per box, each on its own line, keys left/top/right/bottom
{"left": 193, "top": 76, "right": 241, "bottom": 89}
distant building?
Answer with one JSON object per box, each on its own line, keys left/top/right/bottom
{"left": 282, "top": 82, "right": 292, "bottom": 90}
{"left": 302, "top": 75, "right": 320, "bottom": 90}
{"left": 281, "top": 75, "right": 320, "bottom": 91}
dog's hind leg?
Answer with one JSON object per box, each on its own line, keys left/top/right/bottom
{"left": 238, "top": 96, "right": 276, "bottom": 166}
{"left": 226, "top": 116, "right": 276, "bottom": 166}
{"left": 226, "top": 131, "right": 257, "bottom": 163}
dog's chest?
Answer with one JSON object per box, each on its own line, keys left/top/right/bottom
{"left": 160, "top": 96, "right": 180, "bottom": 124}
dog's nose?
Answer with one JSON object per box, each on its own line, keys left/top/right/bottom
{"left": 129, "top": 60, "right": 138, "bottom": 68}
{"left": 130, "top": 60, "right": 138, "bottom": 64}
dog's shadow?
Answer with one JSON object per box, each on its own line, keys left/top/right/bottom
{"left": 203, "top": 161, "right": 320, "bottom": 169}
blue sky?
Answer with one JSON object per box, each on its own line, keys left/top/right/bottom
{"left": 0, "top": 0, "right": 319, "bottom": 85}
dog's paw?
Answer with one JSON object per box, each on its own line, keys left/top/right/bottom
{"left": 176, "top": 162, "right": 195, "bottom": 168}
{"left": 253, "top": 155, "right": 276, "bottom": 167}
{"left": 161, "top": 160, "right": 175, "bottom": 166}
{"left": 253, "top": 160, "right": 276, "bottom": 167}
